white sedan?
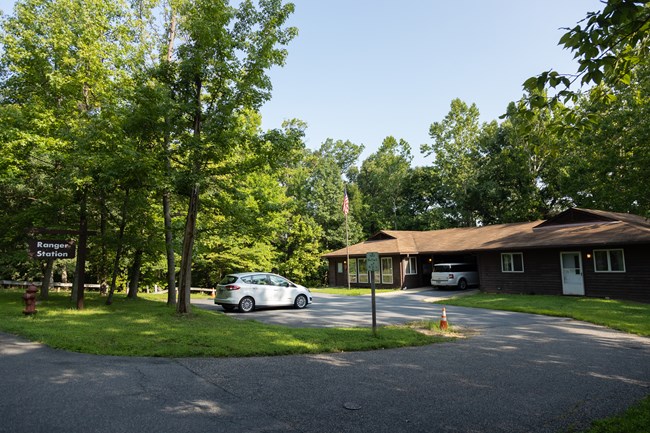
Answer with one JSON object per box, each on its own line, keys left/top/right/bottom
{"left": 214, "top": 272, "right": 313, "bottom": 313}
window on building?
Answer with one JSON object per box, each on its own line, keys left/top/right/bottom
{"left": 373, "top": 268, "right": 381, "bottom": 284}
{"left": 405, "top": 256, "right": 417, "bottom": 275}
{"left": 501, "top": 253, "right": 524, "bottom": 272}
{"left": 381, "top": 257, "right": 393, "bottom": 284}
{"left": 358, "top": 258, "right": 368, "bottom": 283}
{"left": 594, "top": 249, "right": 625, "bottom": 272}
{"left": 348, "top": 259, "right": 357, "bottom": 283}
{"left": 337, "top": 262, "right": 343, "bottom": 273}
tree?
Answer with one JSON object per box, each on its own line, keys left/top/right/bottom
{"left": 421, "top": 99, "right": 483, "bottom": 226}
{"left": 292, "top": 140, "right": 365, "bottom": 252}
{"left": 525, "top": 0, "right": 650, "bottom": 106}
{"left": 559, "top": 59, "right": 650, "bottom": 216}
{"left": 521, "top": 0, "right": 650, "bottom": 217}
{"left": 0, "top": 0, "right": 138, "bottom": 308}
{"left": 471, "top": 94, "right": 574, "bottom": 224}
{"left": 276, "top": 214, "right": 324, "bottom": 285}
{"left": 357, "top": 136, "right": 412, "bottom": 234}
{"left": 159, "top": 0, "right": 297, "bottom": 314}
{"left": 399, "top": 166, "right": 450, "bottom": 230}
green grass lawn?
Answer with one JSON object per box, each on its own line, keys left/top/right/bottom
{"left": 0, "top": 289, "right": 448, "bottom": 357}
{"left": 579, "top": 395, "right": 650, "bottom": 433}
{"left": 439, "top": 292, "right": 650, "bottom": 336}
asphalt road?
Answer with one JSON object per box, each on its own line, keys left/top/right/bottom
{"left": 193, "top": 288, "right": 475, "bottom": 328}
{"left": 1, "top": 290, "right": 649, "bottom": 433}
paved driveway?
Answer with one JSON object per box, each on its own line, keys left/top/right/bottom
{"left": 1, "top": 290, "right": 649, "bottom": 433}
{"left": 193, "top": 288, "right": 477, "bottom": 328}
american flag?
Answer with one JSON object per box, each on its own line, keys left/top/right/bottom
{"left": 342, "top": 188, "right": 349, "bottom": 215}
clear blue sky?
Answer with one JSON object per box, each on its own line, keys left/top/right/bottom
{"left": 0, "top": 0, "right": 603, "bottom": 166}
{"left": 259, "top": 0, "right": 602, "bottom": 166}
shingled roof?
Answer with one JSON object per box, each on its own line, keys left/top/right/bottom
{"left": 322, "top": 208, "right": 650, "bottom": 258}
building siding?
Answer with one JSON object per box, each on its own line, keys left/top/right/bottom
{"left": 582, "top": 244, "right": 650, "bottom": 302}
{"left": 327, "top": 254, "right": 404, "bottom": 289}
{"left": 478, "top": 244, "right": 650, "bottom": 302}
{"left": 478, "top": 249, "right": 563, "bottom": 296}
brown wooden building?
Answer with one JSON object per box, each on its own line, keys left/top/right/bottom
{"left": 323, "top": 208, "right": 650, "bottom": 302}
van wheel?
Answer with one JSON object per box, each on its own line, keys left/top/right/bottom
{"left": 457, "top": 279, "right": 468, "bottom": 290}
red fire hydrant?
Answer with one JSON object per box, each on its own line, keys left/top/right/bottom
{"left": 22, "top": 284, "right": 38, "bottom": 315}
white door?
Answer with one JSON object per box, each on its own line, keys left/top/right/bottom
{"left": 560, "top": 252, "right": 584, "bottom": 295}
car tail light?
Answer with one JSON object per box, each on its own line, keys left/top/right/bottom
{"left": 225, "top": 285, "right": 240, "bottom": 291}
{"left": 448, "top": 273, "right": 454, "bottom": 280}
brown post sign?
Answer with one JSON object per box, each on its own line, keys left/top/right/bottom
{"left": 29, "top": 240, "right": 76, "bottom": 259}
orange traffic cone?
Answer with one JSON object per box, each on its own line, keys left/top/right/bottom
{"left": 439, "top": 307, "right": 448, "bottom": 330}
{"left": 210, "top": 288, "right": 216, "bottom": 298}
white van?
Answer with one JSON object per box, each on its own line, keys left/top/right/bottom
{"left": 430, "top": 263, "right": 479, "bottom": 290}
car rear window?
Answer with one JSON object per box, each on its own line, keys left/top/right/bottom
{"left": 219, "top": 275, "right": 239, "bottom": 285}
{"left": 433, "top": 265, "right": 451, "bottom": 272}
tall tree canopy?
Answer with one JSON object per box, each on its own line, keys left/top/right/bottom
{"left": 143, "top": 0, "right": 297, "bottom": 313}
{"left": 357, "top": 136, "right": 412, "bottom": 233}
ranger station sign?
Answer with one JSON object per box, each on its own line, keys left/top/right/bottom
{"left": 29, "top": 240, "right": 76, "bottom": 259}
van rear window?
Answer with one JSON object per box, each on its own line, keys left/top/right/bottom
{"left": 433, "top": 265, "right": 451, "bottom": 272}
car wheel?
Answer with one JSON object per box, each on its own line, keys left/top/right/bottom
{"left": 238, "top": 296, "right": 255, "bottom": 313}
{"left": 294, "top": 294, "right": 308, "bottom": 309}
{"left": 457, "top": 278, "right": 468, "bottom": 290}
{"left": 222, "top": 305, "right": 236, "bottom": 312}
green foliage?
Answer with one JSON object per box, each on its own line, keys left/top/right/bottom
{"left": 582, "top": 395, "right": 650, "bottom": 433}
{"left": 558, "top": 59, "right": 650, "bottom": 216}
{"left": 291, "top": 140, "right": 364, "bottom": 251}
{"left": 357, "top": 136, "right": 412, "bottom": 233}
{"left": 399, "top": 166, "right": 452, "bottom": 230}
{"left": 420, "top": 99, "right": 483, "bottom": 226}
{"left": 473, "top": 98, "right": 572, "bottom": 223}
{"left": 2, "top": 0, "right": 648, "bottom": 296}
{"left": 0, "top": 0, "right": 146, "bottom": 288}
{"left": 525, "top": 0, "right": 650, "bottom": 106}
{"left": 276, "top": 215, "right": 325, "bottom": 286}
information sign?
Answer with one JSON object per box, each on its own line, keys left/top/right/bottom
{"left": 29, "top": 239, "right": 76, "bottom": 259}
{"left": 366, "top": 252, "right": 380, "bottom": 272}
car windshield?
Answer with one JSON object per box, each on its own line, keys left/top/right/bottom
{"left": 219, "top": 275, "right": 238, "bottom": 285}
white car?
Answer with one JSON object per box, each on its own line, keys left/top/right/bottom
{"left": 214, "top": 272, "right": 312, "bottom": 313}
{"left": 430, "top": 263, "right": 479, "bottom": 290}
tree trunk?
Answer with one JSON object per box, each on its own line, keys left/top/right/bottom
{"left": 106, "top": 189, "right": 130, "bottom": 305}
{"left": 177, "top": 183, "right": 199, "bottom": 314}
{"left": 164, "top": 10, "right": 177, "bottom": 306}
{"left": 75, "top": 192, "right": 88, "bottom": 309}
{"left": 177, "top": 73, "right": 202, "bottom": 315}
{"left": 127, "top": 249, "right": 143, "bottom": 299}
{"left": 163, "top": 183, "right": 176, "bottom": 304}
{"left": 40, "top": 258, "right": 54, "bottom": 299}
{"left": 98, "top": 191, "right": 109, "bottom": 295}
{"left": 71, "top": 266, "right": 78, "bottom": 300}
{"left": 61, "top": 265, "right": 67, "bottom": 293}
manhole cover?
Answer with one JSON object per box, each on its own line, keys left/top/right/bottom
{"left": 343, "top": 402, "right": 362, "bottom": 410}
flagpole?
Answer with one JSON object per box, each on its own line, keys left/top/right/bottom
{"left": 345, "top": 212, "right": 350, "bottom": 290}
{"left": 343, "top": 187, "right": 350, "bottom": 290}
